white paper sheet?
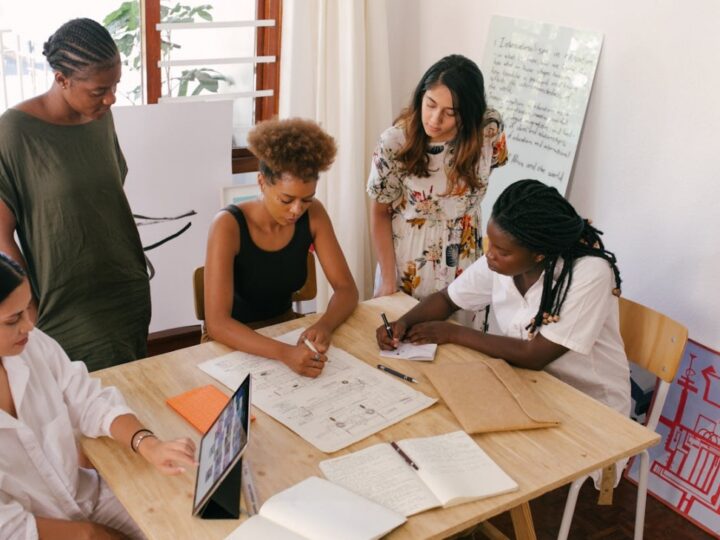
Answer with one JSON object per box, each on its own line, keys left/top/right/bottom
{"left": 379, "top": 342, "right": 437, "bottom": 361}
{"left": 198, "top": 329, "right": 436, "bottom": 452}
{"left": 320, "top": 444, "right": 440, "bottom": 516}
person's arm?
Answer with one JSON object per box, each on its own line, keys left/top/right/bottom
{"left": 0, "top": 493, "right": 125, "bottom": 540}
{"left": 299, "top": 201, "right": 359, "bottom": 352}
{"left": 35, "top": 517, "right": 126, "bottom": 540}
{"left": 108, "top": 413, "right": 196, "bottom": 474}
{"left": 204, "top": 211, "right": 326, "bottom": 378}
{"left": 376, "top": 286, "right": 569, "bottom": 370}
{"left": 407, "top": 321, "right": 568, "bottom": 370}
{"left": 0, "top": 200, "right": 37, "bottom": 321}
{"left": 370, "top": 200, "right": 398, "bottom": 297}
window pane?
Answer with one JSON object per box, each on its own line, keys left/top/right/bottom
{"left": 157, "top": 0, "right": 262, "bottom": 146}
{"left": 0, "top": 1, "right": 142, "bottom": 111}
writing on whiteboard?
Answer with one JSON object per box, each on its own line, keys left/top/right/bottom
{"left": 480, "top": 16, "right": 602, "bottom": 225}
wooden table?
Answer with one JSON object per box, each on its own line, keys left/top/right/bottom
{"left": 82, "top": 293, "right": 660, "bottom": 540}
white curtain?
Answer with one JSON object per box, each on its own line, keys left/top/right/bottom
{"left": 279, "top": 0, "right": 393, "bottom": 309}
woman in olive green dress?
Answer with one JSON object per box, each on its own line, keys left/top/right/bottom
{"left": 0, "top": 18, "right": 150, "bottom": 370}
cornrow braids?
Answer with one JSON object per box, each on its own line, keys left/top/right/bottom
{"left": 43, "top": 18, "right": 118, "bottom": 78}
{"left": 491, "top": 179, "right": 622, "bottom": 338}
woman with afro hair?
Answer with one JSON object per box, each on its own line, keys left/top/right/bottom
{"left": 204, "top": 118, "right": 358, "bottom": 378}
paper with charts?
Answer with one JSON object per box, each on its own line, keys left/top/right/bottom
{"left": 197, "top": 329, "right": 436, "bottom": 453}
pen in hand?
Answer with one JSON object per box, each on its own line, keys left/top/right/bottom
{"left": 380, "top": 312, "right": 394, "bottom": 341}
{"left": 303, "top": 337, "right": 329, "bottom": 363}
{"left": 377, "top": 364, "right": 418, "bottom": 384}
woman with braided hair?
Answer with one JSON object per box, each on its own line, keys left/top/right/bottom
{"left": 376, "top": 179, "right": 630, "bottom": 415}
{"left": 0, "top": 18, "right": 150, "bottom": 371}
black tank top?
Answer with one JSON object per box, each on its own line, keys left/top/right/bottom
{"left": 225, "top": 205, "right": 312, "bottom": 323}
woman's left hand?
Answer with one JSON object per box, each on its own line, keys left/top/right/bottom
{"left": 298, "top": 323, "right": 332, "bottom": 353}
{"left": 405, "top": 321, "right": 458, "bottom": 345}
{"left": 138, "top": 437, "right": 197, "bottom": 475}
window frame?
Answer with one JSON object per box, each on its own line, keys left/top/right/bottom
{"left": 141, "top": 0, "right": 282, "bottom": 173}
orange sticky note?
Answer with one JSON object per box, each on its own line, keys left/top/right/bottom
{"left": 166, "top": 385, "right": 229, "bottom": 433}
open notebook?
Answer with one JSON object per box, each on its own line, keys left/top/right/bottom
{"left": 320, "top": 431, "right": 517, "bottom": 517}
{"left": 224, "top": 476, "right": 405, "bottom": 540}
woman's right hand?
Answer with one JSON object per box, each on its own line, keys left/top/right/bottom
{"left": 375, "top": 319, "right": 407, "bottom": 350}
{"left": 282, "top": 344, "right": 328, "bottom": 378}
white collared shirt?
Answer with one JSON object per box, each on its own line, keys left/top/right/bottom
{"left": 448, "top": 256, "right": 631, "bottom": 415}
{"left": 0, "top": 329, "right": 133, "bottom": 539}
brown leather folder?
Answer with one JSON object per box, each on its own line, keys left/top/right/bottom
{"left": 422, "top": 358, "right": 561, "bottom": 433}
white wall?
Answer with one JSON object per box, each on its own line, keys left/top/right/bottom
{"left": 385, "top": 0, "right": 720, "bottom": 349}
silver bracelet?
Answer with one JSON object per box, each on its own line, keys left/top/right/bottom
{"left": 132, "top": 430, "right": 156, "bottom": 453}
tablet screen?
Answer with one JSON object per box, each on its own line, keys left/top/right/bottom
{"left": 192, "top": 374, "right": 251, "bottom": 514}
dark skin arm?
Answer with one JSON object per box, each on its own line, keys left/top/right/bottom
{"left": 375, "top": 289, "right": 568, "bottom": 371}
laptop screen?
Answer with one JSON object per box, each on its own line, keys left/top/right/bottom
{"left": 192, "top": 374, "right": 251, "bottom": 514}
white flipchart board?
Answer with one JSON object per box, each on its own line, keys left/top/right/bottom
{"left": 481, "top": 16, "right": 603, "bottom": 228}
{"left": 113, "top": 101, "right": 233, "bottom": 333}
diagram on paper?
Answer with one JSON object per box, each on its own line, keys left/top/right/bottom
{"left": 198, "top": 329, "right": 436, "bottom": 453}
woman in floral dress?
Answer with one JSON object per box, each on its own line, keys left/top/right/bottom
{"left": 368, "top": 54, "right": 508, "bottom": 304}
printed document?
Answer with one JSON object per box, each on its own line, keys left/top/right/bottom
{"left": 198, "top": 329, "right": 436, "bottom": 452}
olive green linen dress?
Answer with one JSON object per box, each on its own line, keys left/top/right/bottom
{"left": 0, "top": 108, "right": 150, "bottom": 370}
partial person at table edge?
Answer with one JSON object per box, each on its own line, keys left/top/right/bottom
{"left": 204, "top": 118, "right": 359, "bottom": 378}
{"left": 0, "top": 252, "right": 196, "bottom": 540}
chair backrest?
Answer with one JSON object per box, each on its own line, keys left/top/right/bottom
{"left": 618, "top": 297, "right": 688, "bottom": 431}
{"left": 618, "top": 297, "right": 688, "bottom": 383}
{"left": 192, "top": 251, "right": 317, "bottom": 322}
{"left": 193, "top": 266, "right": 205, "bottom": 321}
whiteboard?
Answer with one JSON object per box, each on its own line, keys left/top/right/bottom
{"left": 481, "top": 15, "right": 603, "bottom": 228}
{"left": 113, "top": 101, "right": 233, "bottom": 332}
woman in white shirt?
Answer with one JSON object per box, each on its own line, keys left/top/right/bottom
{"left": 0, "top": 253, "right": 197, "bottom": 539}
{"left": 376, "top": 179, "right": 630, "bottom": 415}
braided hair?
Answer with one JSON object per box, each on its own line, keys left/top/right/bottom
{"left": 42, "top": 18, "right": 118, "bottom": 78}
{"left": 491, "top": 179, "right": 622, "bottom": 338}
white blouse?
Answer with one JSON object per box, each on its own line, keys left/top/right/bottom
{"left": 0, "top": 328, "right": 133, "bottom": 539}
{"left": 448, "top": 256, "right": 631, "bottom": 415}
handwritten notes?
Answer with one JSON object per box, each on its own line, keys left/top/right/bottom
{"left": 481, "top": 16, "right": 603, "bottom": 227}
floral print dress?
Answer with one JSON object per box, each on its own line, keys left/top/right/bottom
{"left": 367, "top": 111, "right": 508, "bottom": 301}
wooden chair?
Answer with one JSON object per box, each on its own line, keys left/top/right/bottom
{"left": 558, "top": 297, "right": 688, "bottom": 540}
{"left": 193, "top": 250, "right": 317, "bottom": 324}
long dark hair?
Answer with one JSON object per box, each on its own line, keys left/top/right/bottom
{"left": 395, "top": 54, "right": 487, "bottom": 193}
{"left": 491, "top": 180, "right": 622, "bottom": 337}
{"left": 43, "top": 18, "right": 119, "bottom": 78}
{"left": 0, "top": 253, "right": 26, "bottom": 303}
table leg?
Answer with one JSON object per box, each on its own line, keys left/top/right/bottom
{"left": 510, "top": 502, "right": 537, "bottom": 540}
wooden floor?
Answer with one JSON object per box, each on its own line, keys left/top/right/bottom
{"left": 474, "top": 477, "right": 716, "bottom": 540}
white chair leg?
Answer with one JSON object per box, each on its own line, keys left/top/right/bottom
{"left": 557, "top": 475, "right": 589, "bottom": 540}
{"left": 634, "top": 450, "right": 650, "bottom": 540}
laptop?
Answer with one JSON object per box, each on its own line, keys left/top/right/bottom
{"left": 192, "top": 374, "right": 251, "bottom": 517}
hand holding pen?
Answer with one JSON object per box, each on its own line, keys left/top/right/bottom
{"left": 376, "top": 312, "right": 406, "bottom": 350}
{"left": 283, "top": 339, "right": 328, "bottom": 378}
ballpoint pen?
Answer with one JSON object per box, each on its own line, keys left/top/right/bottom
{"left": 241, "top": 460, "right": 259, "bottom": 515}
{"left": 391, "top": 441, "right": 419, "bottom": 470}
{"left": 303, "top": 337, "right": 330, "bottom": 363}
{"left": 380, "top": 312, "right": 394, "bottom": 341}
{"left": 377, "top": 363, "right": 418, "bottom": 384}
{"left": 303, "top": 337, "right": 320, "bottom": 358}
